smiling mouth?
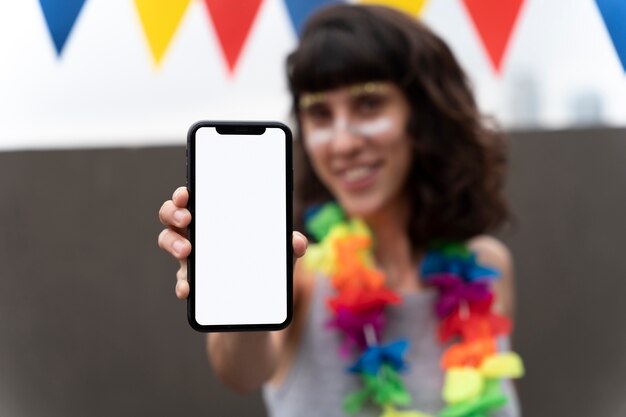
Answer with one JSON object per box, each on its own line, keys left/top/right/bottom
{"left": 344, "top": 166, "right": 374, "bottom": 181}
{"left": 338, "top": 163, "right": 381, "bottom": 190}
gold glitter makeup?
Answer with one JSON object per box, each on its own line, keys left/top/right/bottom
{"left": 299, "top": 82, "right": 388, "bottom": 109}
{"left": 348, "top": 81, "right": 388, "bottom": 97}
{"left": 299, "top": 92, "right": 327, "bottom": 109}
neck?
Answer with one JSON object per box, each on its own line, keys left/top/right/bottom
{"left": 360, "top": 199, "right": 422, "bottom": 290}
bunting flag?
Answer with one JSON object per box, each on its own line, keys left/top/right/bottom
{"left": 358, "top": 0, "right": 429, "bottom": 17}
{"left": 462, "top": 0, "right": 525, "bottom": 73}
{"left": 595, "top": 0, "right": 626, "bottom": 72}
{"left": 38, "top": 0, "right": 87, "bottom": 56}
{"left": 283, "top": 0, "right": 342, "bottom": 36}
{"left": 204, "top": 0, "right": 264, "bottom": 74}
{"left": 134, "top": 0, "right": 191, "bottom": 66}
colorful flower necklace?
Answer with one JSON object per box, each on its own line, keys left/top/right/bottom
{"left": 303, "top": 203, "right": 524, "bottom": 417}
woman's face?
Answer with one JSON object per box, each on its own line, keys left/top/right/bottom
{"left": 299, "top": 82, "right": 413, "bottom": 218}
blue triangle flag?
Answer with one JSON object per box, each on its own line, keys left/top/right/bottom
{"left": 595, "top": 0, "right": 626, "bottom": 72}
{"left": 283, "top": 0, "right": 342, "bottom": 36}
{"left": 39, "top": 0, "right": 87, "bottom": 56}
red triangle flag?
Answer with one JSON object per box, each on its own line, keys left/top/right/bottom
{"left": 204, "top": 0, "right": 264, "bottom": 74}
{"left": 462, "top": 0, "right": 525, "bottom": 73}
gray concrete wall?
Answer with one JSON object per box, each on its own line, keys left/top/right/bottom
{"left": 504, "top": 128, "right": 626, "bottom": 416}
{"left": 0, "top": 128, "right": 624, "bottom": 416}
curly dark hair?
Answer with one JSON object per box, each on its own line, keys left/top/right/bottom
{"left": 287, "top": 4, "right": 510, "bottom": 249}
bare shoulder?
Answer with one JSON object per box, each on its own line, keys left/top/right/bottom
{"left": 467, "top": 235, "right": 513, "bottom": 271}
{"left": 467, "top": 235, "right": 515, "bottom": 318}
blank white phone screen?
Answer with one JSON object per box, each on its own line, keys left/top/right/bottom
{"left": 194, "top": 127, "right": 287, "bottom": 326}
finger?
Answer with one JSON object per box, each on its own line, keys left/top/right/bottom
{"left": 176, "top": 262, "right": 187, "bottom": 282}
{"left": 292, "top": 231, "right": 308, "bottom": 259}
{"left": 158, "top": 228, "right": 192, "bottom": 260}
{"left": 172, "top": 187, "right": 189, "bottom": 208}
{"left": 159, "top": 200, "right": 191, "bottom": 229}
{"left": 175, "top": 279, "right": 190, "bottom": 300}
{"left": 175, "top": 261, "right": 189, "bottom": 299}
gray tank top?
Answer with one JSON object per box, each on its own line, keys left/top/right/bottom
{"left": 263, "top": 277, "right": 520, "bottom": 417}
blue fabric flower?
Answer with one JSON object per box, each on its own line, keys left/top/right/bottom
{"left": 420, "top": 251, "right": 499, "bottom": 282}
{"left": 348, "top": 339, "right": 410, "bottom": 375}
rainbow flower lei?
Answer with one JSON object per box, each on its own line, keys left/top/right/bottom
{"left": 303, "top": 203, "right": 524, "bottom": 417}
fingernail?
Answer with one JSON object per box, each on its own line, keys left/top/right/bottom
{"left": 173, "top": 240, "right": 185, "bottom": 254}
{"left": 174, "top": 210, "right": 185, "bottom": 224}
{"left": 296, "top": 232, "right": 307, "bottom": 247}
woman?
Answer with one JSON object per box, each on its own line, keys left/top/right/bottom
{"left": 158, "top": 5, "right": 521, "bottom": 417}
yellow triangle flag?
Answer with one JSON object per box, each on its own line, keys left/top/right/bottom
{"left": 358, "top": 0, "right": 429, "bottom": 16}
{"left": 134, "top": 0, "right": 192, "bottom": 65}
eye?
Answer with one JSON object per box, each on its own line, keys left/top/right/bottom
{"left": 353, "top": 94, "right": 386, "bottom": 117}
{"left": 301, "top": 104, "right": 332, "bottom": 126}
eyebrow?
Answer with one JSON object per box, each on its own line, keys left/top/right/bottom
{"left": 299, "top": 82, "right": 390, "bottom": 109}
{"left": 299, "top": 92, "right": 327, "bottom": 109}
{"left": 348, "top": 82, "right": 389, "bottom": 96}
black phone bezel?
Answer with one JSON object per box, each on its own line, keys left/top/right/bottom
{"left": 186, "top": 121, "right": 294, "bottom": 332}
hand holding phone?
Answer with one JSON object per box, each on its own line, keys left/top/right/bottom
{"left": 187, "top": 121, "right": 293, "bottom": 332}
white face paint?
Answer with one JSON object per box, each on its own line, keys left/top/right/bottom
{"left": 305, "top": 116, "right": 394, "bottom": 148}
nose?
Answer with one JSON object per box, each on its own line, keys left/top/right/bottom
{"left": 330, "top": 118, "right": 364, "bottom": 155}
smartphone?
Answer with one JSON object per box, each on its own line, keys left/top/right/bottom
{"left": 187, "top": 121, "right": 293, "bottom": 332}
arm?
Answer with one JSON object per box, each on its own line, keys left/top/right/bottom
{"left": 206, "top": 331, "right": 284, "bottom": 393}
{"left": 158, "top": 186, "right": 308, "bottom": 393}
{"left": 207, "top": 255, "right": 313, "bottom": 392}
